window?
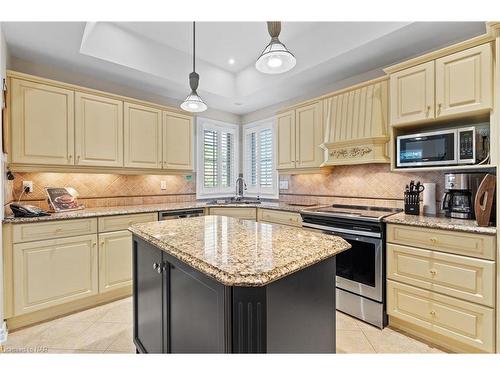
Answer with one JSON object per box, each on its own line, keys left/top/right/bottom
{"left": 243, "top": 118, "right": 277, "bottom": 198}
{"left": 197, "top": 118, "right": 239, "bottom": 198}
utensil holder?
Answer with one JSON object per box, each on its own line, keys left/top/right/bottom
{"left": 404, "top": 191, "right": 420, "bottom": 215}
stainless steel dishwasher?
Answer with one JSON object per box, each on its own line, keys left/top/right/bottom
{"left": 158, "top": 208, "right": 205, "bottom": 220}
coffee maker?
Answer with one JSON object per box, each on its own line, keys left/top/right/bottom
{"left": 441, "top": 173, "right": 488, "bottom": 219}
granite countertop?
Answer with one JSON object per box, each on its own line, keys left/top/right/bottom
{"left": 2, "top": 201, "right": 314, "bottom": 224}
{"left": 384, "top": 212, "right": 497, "bottom": 235}
{"left": 129, "top": 215, "right": 351, "bottom": 287}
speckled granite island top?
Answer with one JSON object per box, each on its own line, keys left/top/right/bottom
{"left": 129, "top": 215, "right": 351, "bottom": 287}
{"left": 384, "top": 212, "right": 496, "bottom": 235}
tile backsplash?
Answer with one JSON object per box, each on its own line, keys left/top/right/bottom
{"left": 279, "top": 164, "right": 447, "bottom": 208}
{"left": 5, "top": 172, "right": 196, "bottom": 210}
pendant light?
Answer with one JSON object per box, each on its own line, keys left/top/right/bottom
{"left": 256, "top": 21, "right": 296, "bottom": 74}
{"left": 181, "top": 22, "right": 207, "bottom": 113}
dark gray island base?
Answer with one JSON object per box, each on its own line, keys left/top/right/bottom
{"left": 129, "top": 216, "right": 350, "bottom": 354}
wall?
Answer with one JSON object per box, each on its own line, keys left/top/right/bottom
{"left": 279, "top": 164, "right": 447, "bottom": 209}
{"left": 5, "top": 172, "right": 195, "bottom": 213}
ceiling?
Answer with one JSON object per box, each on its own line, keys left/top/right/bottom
{"left": 2, "top": 22, "right": 487, "bottom": 116}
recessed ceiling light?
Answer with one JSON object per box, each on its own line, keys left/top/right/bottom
{"left": 228, "top": 58, "right": 235, "bottom": 65}
{"left": 234, "top": 102, "right": 243, "bottom": 106}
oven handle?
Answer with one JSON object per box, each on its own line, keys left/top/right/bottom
{"left": 302, "top": 222, "right": 381, "bottom": 238}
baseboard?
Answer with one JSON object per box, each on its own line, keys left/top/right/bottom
{"left": 6, "top": 286, "right": 132, "bottom": 332}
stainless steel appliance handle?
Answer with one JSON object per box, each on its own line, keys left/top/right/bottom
{"left": 302, "top": 222, "right": 381, "bottom": 238}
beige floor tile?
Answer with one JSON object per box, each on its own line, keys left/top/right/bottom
{"left": 45, "top": 348, "right": 104, "bottom": 354}
{"left": 2, "top": 320, "right": 57, "bottom": 352}
{"left": 336, "top": 330, "right": 376, "bottom": 354}
{"left": 106, "top": 326, "right": 135, "bottom": 353}
{"left": 359, "top": 322, "right": 444, "bottom": 354}
{"left": 52, "top": 304, "right": 112, "bottom": 324}
{"left": 65, "top": 322, "right": 130, "bottom": 351}
{"left": 27, "top": 321, "right": 94, "bottom": 350}
{"left": 97, "top": 302, "right": 133, "bottom": 324}
{"left": 336, "top": 312, "right": 361, "bottom": 330}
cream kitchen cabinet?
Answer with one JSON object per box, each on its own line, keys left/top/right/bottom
{"left": 163, "top": 112, "right": 193, "bottom": 170}
{"left": 209, "top": 207, "right": 257, "bottom": 220}
{"left": 295, "top": 102, "right": 323, "bottom": 168}
{"left": 13, "top": 234, "right": 99, "bottom": 316}
{"left": 124, "top": 102, "right": 163, "bottom": 169}
{"left": 276, "top": 102, "right": 322, "bottom": 171}
{"left": 10, "top": 78, "right": 75, "bottom": 165}
{"left": 388, "top": 43, "right": 493, "bottom": 126}
{"left": 435, "top": 43, "right": 492, "bottom": 118}
{"left": 276, "top": 110, "right": 296, "bottom": 169}
{"left": 389, "top": 61, "right": 435, "bottom": 126}
{"left": 98, "top": 230, "right": 133, "bottom": 293}
{"left": 75, "top": 92, "right": 124, "bottom": 167}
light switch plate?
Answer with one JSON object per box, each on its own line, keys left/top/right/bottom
{"left": 160, "top": 181, "right": 167, "bottom": 190}
{"left": 279, "top": 180, "right": 289, "bottom": 190}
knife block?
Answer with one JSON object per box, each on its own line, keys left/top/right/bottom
{"left": 404, "top": 191, "right": 420, "bottom": 215}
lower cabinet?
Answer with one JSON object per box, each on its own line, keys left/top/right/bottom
{"left": 133, "top": 237, "right": 226, "bottom": 354}
{"left": 98, "top": 230, "right": 133, "bottom": 293}
{"left": 257, "top": 209, "right": 302, "bottom": 227}
{"left": 208, "top": 207, "right": 257, "bottom": 220}
{"left": 13, "top": 234, "right": 98, "bottom": 316}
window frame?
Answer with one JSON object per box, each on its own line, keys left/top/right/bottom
{"left": 196, "top": 117, "right": 239, "bottom": 199}
{"left": 242, "top": 118, "right": 278, "bottom": 199}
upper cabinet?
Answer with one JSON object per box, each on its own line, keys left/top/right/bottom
{"left": 7, "top": 72, "right": 194, "bottom": 174}
{"left": 10, "top": 78, "right": 75, "bottom": 165}
{"left": 321, "top": 78, "right": 389, "bottom": 166}
{"left": 388, "top": 43, "right": 493, "bottom": 127}
{"left": 276, "top": 110, "right": 296, "bottom": 169}
{"left": 75, "top": 92, "right": 124, "bottom": 168}
{"left": 435, "top": 43, "right": 492, "bottom": 118}
{"left": 276, "top": 103, "right": 322, "bottom": 171}
{"left": 390, "top": 62, "right": 434, "bottom": 126}
{"left": 124, "top": 102, "right": 162, "bottom": 169}
{"left": 295, "top": 102, "right": 323, "bottom": 169}
{"left": 163, "top": 112, "right": 193, "bottom": 171}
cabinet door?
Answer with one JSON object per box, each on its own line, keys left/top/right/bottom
{"left": 11, "top": 78, "right": 74, "bottom": 165}
{"left": 99, "top": 231, "right": 133, "bottom": 293}
{"left": 13, "top": 234, "right": 98, "bottom": 316}
{"left": 390, "top": 61, "right": 435, "bottom": 126}
{"left": 163, "top": 112, "right": 193, "bottom": 170}
{"left": 276, "top": 110, "right": 296, "bottom": 169}
{"left": 133, "top": 237, "right": 164, "bottom": 353}
{"left": 295, "top": 101, "right": 323, "bottom": 168}
{"left": 75, "top": 92, "right": 123, "bottom": 167}
{"left": 435, "top": 43, "right": 492, "bottom": 118}
{"left": 124, "top": 102, "right": 162, "bottom": 169}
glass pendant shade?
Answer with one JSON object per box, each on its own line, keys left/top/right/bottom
{"left": 256, "top": 38, "right": 296, "bottom": 74}
{"left": 181, "top": 90, "right": 208, "bottom": 113}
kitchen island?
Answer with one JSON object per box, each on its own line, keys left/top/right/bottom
{"left": 129, "top": 215, "right": 350, "bottom": 353}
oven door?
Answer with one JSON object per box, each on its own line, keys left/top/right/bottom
{"left": 334, "top": 232, "right": 383, "bottom": 302}
{"left": 397, "top": 129, "right": 457, "bottom": 167}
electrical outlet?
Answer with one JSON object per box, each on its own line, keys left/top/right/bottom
{"left": 279, "top": 180, "right": 289, "bottom": 190}
{"left": 22, "top": 181, "right": 33, "bottom": 193}
{"left": 160, "top": 180, "right": 167, "bottom": 190}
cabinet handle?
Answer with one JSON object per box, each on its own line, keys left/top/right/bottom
{"left": 68, "top": 155, "right": 73, "bottom": 161}
{"left": 153, "top": 262, "right": 163, "bottom": 274}
{"left": 92, "top": 242, "right": 97, "bottom": 248}
{"left": 426, "top": 105, "right": 431, "bottom": 117}
{"left": 429, "top": 269, "right": 437, "bottom": 277}
{"left": 100, "top": 241, "right": 105, "bottom": 247}
{"left": 429, "top": 237, "right": 437, "bottom": 244}
{"left": 437, "top": 103, "right": 442, "bottom": 115}
{"left": 429, "top": 310, "right": 436, "bottom": 317}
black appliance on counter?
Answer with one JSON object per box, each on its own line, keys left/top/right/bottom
{"left": 300, "top": 204, "right": 401, "bottom": 329}
{"left": 441, "top": 172, "right": 495, "bottom": 220}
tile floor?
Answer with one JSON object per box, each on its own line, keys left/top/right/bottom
{"left": 1, "top": 297, "right": 445, "bottom": 354}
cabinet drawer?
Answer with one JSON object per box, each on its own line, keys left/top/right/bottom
{"left": 98, "top": 212, "right": 158, "bottom": 233}
{"left": 387, "top": 244, "right": 495, "bottom": 307}
{"left": 386, "top": 224, "right": 495, "bottom": 260}
{"left": 13, "top": 234, "right": 98, "bottom": 315}
{"left": 12, "top": 218, "right": 97, "bottom": 243}
{"left": 258, "top": 209, "right": 302, "bottom": 227}
{"left": 209, "top": 207, "right": 257, "bottom": 220}
{"left": 387, "top": 280, "right": 494, "bottom": 353}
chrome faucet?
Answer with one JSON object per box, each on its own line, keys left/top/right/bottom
{"left": 235, "top": 173, "right": 247, "bottom": 200}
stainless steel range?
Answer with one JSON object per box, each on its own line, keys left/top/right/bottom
{"left": 300, "top": 204, "right": 401, "bottom": 328}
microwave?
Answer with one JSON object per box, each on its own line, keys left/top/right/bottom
{"left": 396, "top": 126, "right": 489, "bottom": 168}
